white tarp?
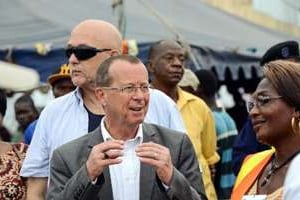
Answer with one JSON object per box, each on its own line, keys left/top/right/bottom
{"left": 1, "top": 0, "right": 299, "bottom": 55}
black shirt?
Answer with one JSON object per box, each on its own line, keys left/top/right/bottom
{"left": 84, "top": 105, "right": 104, "bottom": 132}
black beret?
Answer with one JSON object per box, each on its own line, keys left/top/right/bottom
{"left": 260, "top": 41, "right": 300, "bottom": 66}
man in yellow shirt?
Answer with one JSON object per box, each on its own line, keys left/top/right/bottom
{"left": 147, "top": 40, "right": 220, "bottom": 200}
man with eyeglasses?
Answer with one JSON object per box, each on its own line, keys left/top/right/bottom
{"left": 46, "top": 54, "right": 206, "bottom": 200}
{"left": 21, "top": 20, "right": 186, "bottom": 200}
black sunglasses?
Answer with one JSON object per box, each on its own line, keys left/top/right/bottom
{"left": 65, "top": 46, "right": 111, "bottom": 61}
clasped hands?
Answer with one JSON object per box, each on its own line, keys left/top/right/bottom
{"left": 86, "top": 140, "right": 173, "bottom": 185}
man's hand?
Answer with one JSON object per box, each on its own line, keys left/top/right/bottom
{"left": 136, "top": 142, "right": 173, "bottom": 185}
{"left": 86, "top": 140, "right": 124, "bottom": 181}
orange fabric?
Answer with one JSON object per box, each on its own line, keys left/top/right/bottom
{"left": 231, "top": 149, "right": 274, "bottom": 200}
{"left": 247, "top": 180, "right": 283, "bottom": 199}
{"left": 122, "top": 40, "right": 129, "bottom": 54}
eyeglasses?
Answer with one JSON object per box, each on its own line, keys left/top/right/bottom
{"left": 101, "top": 84, "right": 151, "bottom": 94}
{"left": 65, "top": 46, "right": 111, "bottom": 61}
{"left": 246, "top": 95, "right": 282, "bottom": 113}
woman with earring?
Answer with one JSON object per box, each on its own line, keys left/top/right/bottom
{"left": 0, "top": 90, "right": 28, "bottom": 199}
{"left": 231, "top": 60, "right": 300, "bottom": 200}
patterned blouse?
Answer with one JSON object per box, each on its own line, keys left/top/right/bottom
{"left": 0, "top": 143, "right": 28, "bottom": 200}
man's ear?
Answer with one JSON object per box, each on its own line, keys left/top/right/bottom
{"left": 95, "top": 87, "right": 106, "bottom": 107}
{"left": 110, "top": 49, "right": 120, "bottom": 56}
{"left": 147, "top": 60, "right": 155, "bottom": 74}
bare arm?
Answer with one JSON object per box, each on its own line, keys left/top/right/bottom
{"left": 26, "top": 177, "right": 48, "bottom": 200}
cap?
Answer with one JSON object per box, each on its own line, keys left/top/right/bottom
{"left": 47, "top": 64, "right": 71, "bottom": 86}
{"left": 178, "top": 68, "right": 200, "bottom": 91}
{"left": 260, "top": 41, "right": 300, "bottom": 66}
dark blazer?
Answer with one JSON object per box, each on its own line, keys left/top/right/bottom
{"left": 46, "top": 123, "right": 207, "bottom": 200}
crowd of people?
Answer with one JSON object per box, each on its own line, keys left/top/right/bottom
{"left": 0, "top": 19, "right": 300, "bottom": 200}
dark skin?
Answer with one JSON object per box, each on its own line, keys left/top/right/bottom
{"left": 250, "top": 78, "right": 300, "bottom": 194}
{"left": 15, "top": 102, "right": 38, "bottom": 131}
{"left": 52, "top": 78, "right": 76, "bottom": 98}
{"left": 149, "top": 40, "right": 217, "bottom": 181}
{"left": 148, "top": 41, "right": 186, "bottom": 101}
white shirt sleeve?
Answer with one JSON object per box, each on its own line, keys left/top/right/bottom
{"left": 283, "top": 154, "right": 300, "bottom": 200}
{"left": 20, "top": 104, "right": 51, "bottom": 177}
{"left": 145, "top": 89, "right": 186, "bottom": 133}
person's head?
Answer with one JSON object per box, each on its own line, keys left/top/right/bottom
{"left": 48, "top": 64, "right": 76, "bottom": 98}
{"left": 147, "top": 40, "right": 186, "bottom": 87}
{"left": 194, "top": 69, "right": 218, "bottom": 99}
{"left": 95, "top": 55, "right": 150, "bottom": 128}
{"left": 247, "top": 60, "right": 300, "bottom": 145}
{"left": 260, "top": 41, "right": 300, "bottom": 66}
{"left": 67, "top": 19, "right": 122, "bottom": 90}
{"left": 14, "top": 94, "right": 39, "bottom": 130}
{"left": 178, "top": 68, "right": 199, "bottom": 95}
{"left": 0, "top": 90, "right": 7, "bottom": 127}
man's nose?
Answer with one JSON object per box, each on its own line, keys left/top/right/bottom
{"left": 132, "top": 87, "right": 145, "bottom": 99}
{"left": 68, "top": 53, "right": 79, "bottom": 64}
{"left": 173, "top": 57, "right": 183, "bottom": 66}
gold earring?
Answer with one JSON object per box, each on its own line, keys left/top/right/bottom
{"left": 291, "top": 117, "right": 300, "bottom": 134}
{"left": 298, "top": 120, "right": 300, "bottom": 135}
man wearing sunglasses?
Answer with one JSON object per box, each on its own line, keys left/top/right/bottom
{"left": 20, "top": 19, "right": 121, "bottom": 200}
{"left": 20, "top": 20, "right": 186, "bottom": 200}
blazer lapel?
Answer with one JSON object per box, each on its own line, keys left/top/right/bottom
{"left": 140, "top": 124, "right": 157, "bottom": 200}
{"left": 83, "top": 126, "right": 114, "bottom": 199}
{"left": 98, "top": 167, "right": 113, "bottom": 199}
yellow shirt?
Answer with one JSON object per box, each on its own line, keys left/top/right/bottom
{"left": 177, "top": 88, "right": 220, "bottom": 200}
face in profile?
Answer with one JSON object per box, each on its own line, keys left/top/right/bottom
{"left": 249, "top": 78, "right": 294, "bottom": 145}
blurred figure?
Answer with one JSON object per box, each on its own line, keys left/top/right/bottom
{"left": 232, "top": 41, "right": 300, "bottom": 175}
{"left": 231, "top": 60, "right": 300, "bottom": 199}
{"left": 0, "top": 91, "right": 11, "bottom": 141}
{"left": 177, "top": 68, "right": 199, "bottom": 96}
{"left": 194, "top": 69, "right": 238, "bottom": 200}
{"left": 47, "top": 64, "right": 76, "bottom": 98}
{"left": 13, "top": 95, "right": 39, "bottom": 142}
{"left": 148, "top": 40, "right": 219, "bottom": 200}
{"left": 3, "top": 91, "right": 23, "bottom": 136}
{"left": 0, "top": 89, "right": 28, "bottom": 199}
{"left": 23, "top": 64, "right": 76, "bottom": 145}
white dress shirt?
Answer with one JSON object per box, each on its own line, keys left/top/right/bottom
{"left": 283, "top": 153, "right": 300, "bottom": 200}
{"left": 101, "top": 118, "right": 143, "bottom": 200}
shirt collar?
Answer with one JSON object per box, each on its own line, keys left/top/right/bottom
{"left": 74, "top": 87, "right": 84, "bottom": 104}
{"left": 100, "top": 117, "right": 143, "bottom": 143}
